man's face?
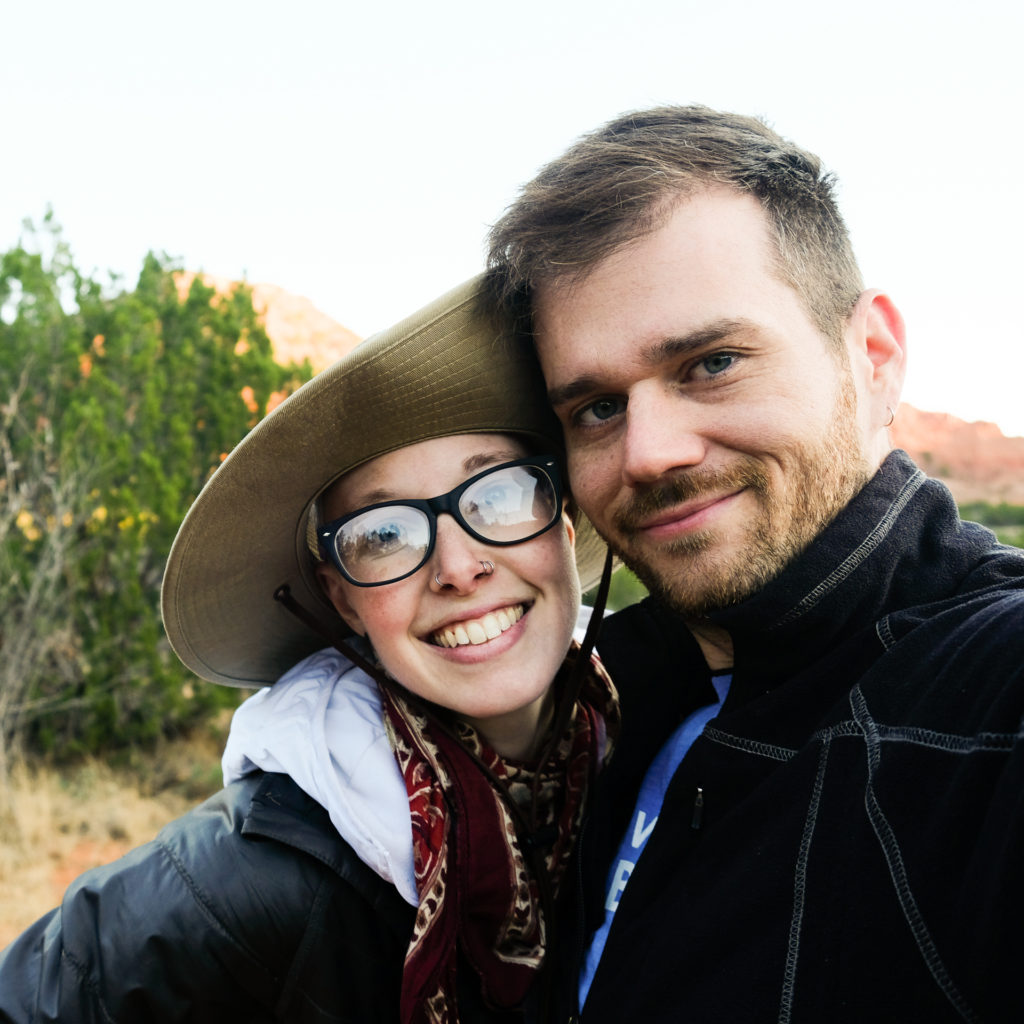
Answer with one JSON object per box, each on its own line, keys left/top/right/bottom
{"left": 533, "top": 188, "right": 874, "bottom": 618}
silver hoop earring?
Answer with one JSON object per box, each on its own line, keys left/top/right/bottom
{"left": 884, "top": 405, "right": 895, "bottom": 428}
{"left": 479, "top": 560, "right": 494, "bottom": 575}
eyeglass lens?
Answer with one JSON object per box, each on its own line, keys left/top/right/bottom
{"left": 332, "top": 462, "right": 559, "bottom": 585}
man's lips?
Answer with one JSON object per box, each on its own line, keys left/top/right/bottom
{"left": 429, "top": 603, "right": 526, "bottom": 648}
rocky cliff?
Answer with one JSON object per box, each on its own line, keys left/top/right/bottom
{"left": 247, "top": 282, "right": 361, "bottom": 372}
{"left": 891, "top": 405, "right": 1024, "bottom": 505}
{"left": 175, "top": 272, "right": 362, "bottom": 372}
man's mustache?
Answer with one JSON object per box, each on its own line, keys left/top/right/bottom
{"left": 613, "top": 461, "right": 769, "bottom": 535}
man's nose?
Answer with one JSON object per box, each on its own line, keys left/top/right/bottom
{"left": 429, "top": 515, "right": 492, "bottom": 592}
{"left": 621, "top": 385, "right": 708, "bottom": 487}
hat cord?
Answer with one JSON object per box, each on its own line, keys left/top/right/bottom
{"left": 273, "top": 584, "right": 387, "bottom": 683}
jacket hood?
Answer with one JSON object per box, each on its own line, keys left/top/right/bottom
{"left": 222, "top": 647, "right": 419, "bottom": 905}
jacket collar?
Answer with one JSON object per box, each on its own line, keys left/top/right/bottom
{"left": 654, "top": 451, "right": 1004, "bottom": 691}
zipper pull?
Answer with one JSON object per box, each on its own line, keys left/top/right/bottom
{"left": 691, "top": 787, "right": 704, "bottom": 830}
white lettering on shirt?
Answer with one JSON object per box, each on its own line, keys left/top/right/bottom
{"left": 632, "top": 810, "right": 657, "bottom": 848}
{"left": 604, "top": 859, "right": 634, "bottom": 912}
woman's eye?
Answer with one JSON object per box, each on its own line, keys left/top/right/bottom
{"left": 576, "top": 396, "right": 625, "bottom": 427}
{"left": 362, "top": 522, "right": 408, "bottom": 556}
{"left": 478, "top": 483, "right": 515, "bottom": 510}
{"left": 372, "top": 523, "right": 404, "bottom": 547}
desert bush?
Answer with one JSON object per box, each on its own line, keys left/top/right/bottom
{"left": 0, "top": 213, "right": 312, "bottom": 779}
{"left": 958, "top": 501, "right": 1024, "bottom": 548}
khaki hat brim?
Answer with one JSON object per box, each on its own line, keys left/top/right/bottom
{"left": 161, "top": 275, "right": 607, "bottom": 688}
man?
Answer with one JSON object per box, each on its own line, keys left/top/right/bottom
{"left": 485, "top": 107, "right": 1024, "bottom": 1022}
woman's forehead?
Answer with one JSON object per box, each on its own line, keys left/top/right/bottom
{"left": 322, "top": 433, "right": 529, "bottom": 519}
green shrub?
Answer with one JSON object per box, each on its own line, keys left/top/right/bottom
{"left": 0, "top": 214, "right": 312, "bottom": 764}
{"left": 959, "top": 501, "right": 1024, "bottom": 529}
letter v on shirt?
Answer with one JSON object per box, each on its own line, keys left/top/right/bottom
{"left": 578, "top": 673, "right": 731, "bottom": 1009}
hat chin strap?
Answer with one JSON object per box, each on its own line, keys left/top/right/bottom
{"left": 273, "top": 584, "right": 390, "bottom": 688}
{"left": 530, "top": 545, "right": 613, "bottom": 789}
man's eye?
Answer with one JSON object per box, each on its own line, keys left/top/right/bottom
{"left": 576, "top": 396, "right": 625, "bottom": 427}
{"left": 696, "top": 352, "right": 735, "bottom": 378}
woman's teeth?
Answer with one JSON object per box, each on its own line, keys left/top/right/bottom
{"left": 432, "top": 604, "right": 524, "bottom": 648}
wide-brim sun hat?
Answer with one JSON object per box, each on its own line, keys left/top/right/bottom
{"left": 161, "top": 275, "right": 608, "bottom": 688}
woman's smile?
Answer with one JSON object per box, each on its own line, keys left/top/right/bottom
{"left": 429, "top": 602, "right": 526, "bottom": 648}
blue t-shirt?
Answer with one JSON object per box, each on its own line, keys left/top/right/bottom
{"left": 578, "top": 673, "right": 732, "bottom": 1008}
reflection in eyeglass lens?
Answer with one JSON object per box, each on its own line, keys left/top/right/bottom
{"left": 330, "top": 461, "right": 560, "bottom": 585}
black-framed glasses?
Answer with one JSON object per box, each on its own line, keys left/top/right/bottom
{"left": 318, "top": 455, "right": 564, "bottom": 587}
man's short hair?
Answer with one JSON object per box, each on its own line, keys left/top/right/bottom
{"left": 486, "top": 105, "right": 864, "bottom": 347}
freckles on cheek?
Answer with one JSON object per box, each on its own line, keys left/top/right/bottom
{"left": 570, "top": 451, "right": 616, "bottom": 509}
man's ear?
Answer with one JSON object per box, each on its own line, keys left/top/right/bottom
{"left": 314, "top": 562, "right": 366, "bottom": 637}
{"left": 561, "top": 501, "right": 577, "bottom": 548}
{"left": 847, "top": 289, "right": 907, "bottom": 418}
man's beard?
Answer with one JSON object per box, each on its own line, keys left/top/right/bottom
{"left": 607, "top": 374, "right": 871, "bottom": 619}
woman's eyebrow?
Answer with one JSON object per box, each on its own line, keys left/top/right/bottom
{"left": 342, "top": 449, "right": 524, "bottom": 512}
{"left": 461, "top": 449, "right": 522, "bottom": 476}
{"left": 349, "top": 487, "right": 400, "bottom": 507}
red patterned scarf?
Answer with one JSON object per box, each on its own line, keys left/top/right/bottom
{"left": 380, "top": 644, "right": 618, "bottom": 1024}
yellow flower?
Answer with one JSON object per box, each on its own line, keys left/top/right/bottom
{"left": 16, "top": 509, "right": 42, "bottom": 542}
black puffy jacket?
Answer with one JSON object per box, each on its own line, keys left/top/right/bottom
{"left": 0, "top": 771, "right": 417, "bottom": 1022}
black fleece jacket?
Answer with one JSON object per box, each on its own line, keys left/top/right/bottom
{"left": 571, "top": 451, "right": 1024, "bottom": 1023}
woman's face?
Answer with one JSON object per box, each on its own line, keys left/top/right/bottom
{"left": 316, "top": 433, "right": 580, "bottom": 758}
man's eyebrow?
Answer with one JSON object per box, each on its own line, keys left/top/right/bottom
{"left": 547, "top": 375, "right": 604, "bottom": 409}
{"left": 546, "top": 318, "right": 752, "bottom": 408}
{"left": 647, "top": 319, "right": 751, "bottom": 364}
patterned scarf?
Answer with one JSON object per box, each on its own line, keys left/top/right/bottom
{"left": 380, "top": 644, "right": 619, "bottom": 1024}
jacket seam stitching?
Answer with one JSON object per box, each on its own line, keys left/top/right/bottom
{"left": 60, "top": 949, "right": 117, "bottom": 1024}
{"left": 778, "top": 736, "right": 830, "bottom": 1024}
{"left": 704, "top": 720, "right": 1018, "bottom": 763}
{"left": 816, "top": 720, "right": 1020, "bottom": 752}
{"left": 275, "top": 874, "right": 336, "bottom": 1017}
{"left": 701, "top": 727, "right": 796, "bottom": 762}
{"left": 157, "top": 839, "right": 278, "bottom": 978}
{"left": 770, "top": 470, "right": 927, "bottom": 629}
{"left": 876, "top": 724, "right": 1021, "bottom": 752}
{"left": 876, "top": 615, "right": 896, "bottom": 650}
{"left": 850, "top": 684, "right": 980, "bottom": 1022}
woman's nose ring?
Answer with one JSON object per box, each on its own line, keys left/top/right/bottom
{"left": 435, "top": 560, "right": 494, "bottom": 587}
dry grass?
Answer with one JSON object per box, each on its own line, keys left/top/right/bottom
{"left": 0, "top": 722, "right": 230, "bottom": 949}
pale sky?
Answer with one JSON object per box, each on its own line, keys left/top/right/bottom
{"left": 5, "top": 0, "right": 1022, "bottom": 436}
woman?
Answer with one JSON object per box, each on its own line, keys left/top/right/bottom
{"left": 0, "top": 277, "right": 617, "bottom": 1023}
